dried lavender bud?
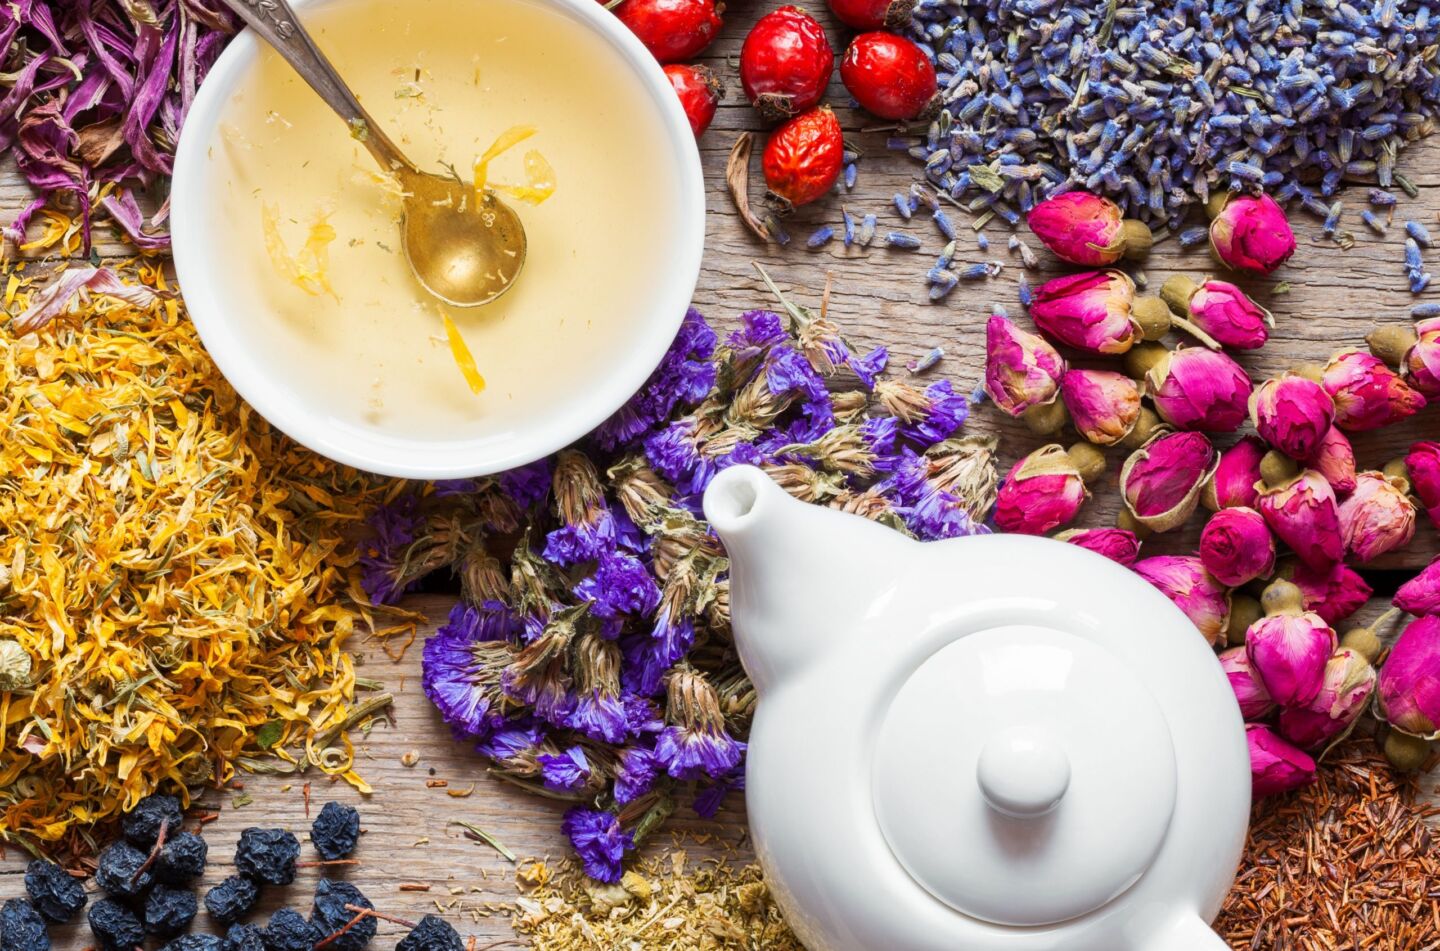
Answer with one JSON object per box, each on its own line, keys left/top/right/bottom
{"left": 396, "top": 915, "right": 465, "bottom": 951}
{"left": 310, "top": 801, "right": 361, "bottom": 860}
{"left": 261, "top": 908, "right": 321, "bottom": 951}
{"left": 234, "top": 828, "right": 300, "bottom": 886}
{"left": 885, "top": 231, "right": 921, "bottom": 249}
{"left": 806, "top": 226, "right": 835, "bottom": 249}
{"left": 94, "top": 840, "right": 154, "bottom": 899}
{"left": 88, "top": 898, "right": 144, "bottom": 951}
{"left": 204, "top": 875, "right": 259, "bottom": 925}
{"left": 1, "top": 898, "right": 49, "bottom": 951}
{"left": 155, "top": 831, "right": 209, "bottom": 884}
{"left": 144, "top": 885, "right": 198, "bottom": 937}
{"left": 310, "top": 879, "right": 376, "bottom": 951}
{"left": 1407, "top": 220, "right": 1433, "bottom": 248}
{"left": 158, "top": 937, "right": 223, "bottom": 951}
{"left": 24, "top": 860, "right": 87, "bottom": 923}
{"left": 122, "top": 793, "right": 184, "bottom": 846}
{"left": 223, "top": 923, "right": 266, "bottom": 951}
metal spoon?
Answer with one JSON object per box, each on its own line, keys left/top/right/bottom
{"left": 217, "top": 0, "right": 526, "bottom": 307}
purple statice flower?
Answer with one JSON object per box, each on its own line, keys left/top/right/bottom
{"left": 572, "top": 550, "right": 660, "bottom": 628}
{"left": 358, "top": 494, "right": 422, "bottom": 605}
{"left": 567, "top": 688, "right": 629, "bottom": 744}
{"left": 877, "top": 449, "right": 931, "bottom": 506}
{"left": 543, "top": 453, "right": 618, "bottom": 566}
{"left": 561, "top": 808, "right": 634, "bottom": 883}
{"left": 437, "top": 599, "right": 517, "bottom": 642}
{"left": 898, "top": 379, "right": 971, "bottom": 446}
{"left": 543, "top": 513, "right": 616, "bottom": 567}
{"left": 594, "top": 309, "right": 718, "bottom": 451}
{"left": 613, "top": 745, "right": 661, "bottom": 804}
{"left": 433, "top": 478, "right": 478, "bottom": 497}
{"left": 693, "top": 766, "right": 746, "bottom": 819}
{"left": 862, "top": 415, "right": 901, "bottom": 469}
{"left": 763, "top": 346, "right": 829, "bottom": 405}
{"left": 902, "top": 488, "right": 993, "bottom": 541}
{"left": 500, "top": 459, "right": 553, "bottom": 510}
{"left": 847, "top": 345, "right": 890, "bottom": 390}
{"left": 501, "top": 606, "right": 584, "bottom": 726}
{"left": 623, "top": 694, "right": 664, "bottom": 735}
{"left": 654, "top": 669, "right": 744, "bottom": 781}
{"left": 612, "top": 507, "right": 648, "bottom": 555}
{"left": 421, "top": 601, "right": 518, "bottom": 738}
{"left": 645, "top": 421, "right": 764, "bottom": 497}
{"left": 727, "top": 309, "right": 788, "bottom": 353}
{"left": 475, "top": 720, "right": 547, "bottom": 770}
{"left": 537, "top": 746, "right": 592, "bottom": 792}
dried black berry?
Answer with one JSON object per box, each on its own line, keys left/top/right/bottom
{"left": 309, "top": 879, "right": 374, "bottom": 951}
{"left": 122, "top": 793, "right": 184, "bottom": 847}
{"left": 23, "top": 859, "right": 87, "bottom": 923}
{"left": 204, "top": 875, "right": 260, "bottom": 925}
{"left": 1, "top": 898, "right": 50, "bottom": 951}
{"left": 87, "top": 898, "right": 145, "bottom": 951}
{"left": 234, "top": 828, "right": 300, "bottom": 886}
{"left": 156, "top": 936, "right": 224, "bottom": 951}
{"left": 156, "top": 831, "right": 210, "bottom": 884}
{"left": 309, "top": 802, "right": 360, "bottom": 861}
{"left": 94, "top": 840, "right": 155, "bottom": 899}
{"left": 222, "top": 922, "right": 266, "bottom": 951}
{"left": 144, "top": 884, "right": 198, "bottom": 937}
{"left": 260, "top": 908, "right": 320, "bottom": 951}
{"left": 395, "top": 915, "right": 464, "bottom": 951}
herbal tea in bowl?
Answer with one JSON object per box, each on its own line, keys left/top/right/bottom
{"left": 171, "top": 0, "right": 704, "bottom": 478}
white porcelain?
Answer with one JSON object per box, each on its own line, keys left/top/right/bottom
{"left": 702, "top": 466, "right": 1250, "bottom": 951}
{"left": 169, "top": 0, "right": 705, "bottom": 479}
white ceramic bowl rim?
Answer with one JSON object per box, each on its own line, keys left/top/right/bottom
{"left": 170, "top": 0, "right": 705, "bottom": 479}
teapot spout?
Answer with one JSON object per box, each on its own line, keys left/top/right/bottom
{"left": 703, "top": 465, "right": 908, "bottom": 694}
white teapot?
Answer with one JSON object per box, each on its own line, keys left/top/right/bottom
{"left": 702, "top": 465, "right": 1250, "bottom": 951}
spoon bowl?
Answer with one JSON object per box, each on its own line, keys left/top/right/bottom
{"left": 399, "top": 171, "right": 527, "bottom": 307}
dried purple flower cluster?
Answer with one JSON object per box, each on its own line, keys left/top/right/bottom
{"left": 366, "top": 297, "right": 998, "bottom": 882}
{"left": 0, "top": 1, "right": 236, "bottom": 251}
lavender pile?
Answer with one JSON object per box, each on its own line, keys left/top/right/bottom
{"left": 902, "top": 0, "right": 1440, "bottom": 229}
{"left": 364, "top": 283, "right": 997, "bottom": 882}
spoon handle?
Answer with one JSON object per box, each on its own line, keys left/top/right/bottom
{"left": 215, "top": 0, "right": 417, "bottom": 174}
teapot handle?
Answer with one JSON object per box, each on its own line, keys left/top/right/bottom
{"left": 1152, "top": 912, "right": 1230, "bottom": 951}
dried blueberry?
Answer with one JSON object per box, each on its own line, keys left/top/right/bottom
{"left": 87, "top": 898, "right": 145, "bottom": 951}
{"left": 223, "top": 922, "right": 266, "bottom": 951}
{"left": 122, "top": 793, "right": 184, "bottom": 847}
{"left": 94, "top": 840, "right": 154, "bottom": 899}
{"left": 310, "top": 879, "right": 374, "bottom": 951}
{"left": 1, "top": 898, "right": 49, "bottom": 951}
{"left": 309, "top": 802, "right": 360, "bottom": 860}
{"left": 204, "top": 875, "right": 260, "bottom": 925}
{"left": 157, "top": 936, "right": 224, "bottom": 951}
{"left": 395, "top": 915, "right": 464, "bottom": 951}
{"left": 156, "top": 831, "right": 210, "bottom": 884}
{"left": 144, "top": 884, "right": 198, "bottom": 937}
{"left": 261, "top": 908, "right": 320, "bottom": 951}
{"left": 23, "top": 860, "right": 87, "bottom": 923}
{"left": 234, "top": 828, "right": 300, "bottom": 886}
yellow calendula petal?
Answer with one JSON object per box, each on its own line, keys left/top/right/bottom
{"left": 473, "top": 124, "right": 537, "bottom": 197}
{"left": 441, "top": 312, "right": 486, "bottom": 395}
{"left": 494, "top": 149, "right": 557, "bottom": 206}
{"left": 261, "top": 205, "right": 338, "bottom": 298}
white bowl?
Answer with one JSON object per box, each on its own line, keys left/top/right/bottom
{"left": 171, "top": 0, "right": 705, "bottom": 479}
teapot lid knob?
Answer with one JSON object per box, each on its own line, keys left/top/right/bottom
{"left": 976, "top": 728, "right": 1070, "bottom": 819}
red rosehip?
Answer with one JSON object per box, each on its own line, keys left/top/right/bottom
{"left": 663, "top": 64, "right": 722, "bottom": 138}
{"left": 609, "top": 0, "right": 724, "bottom": 63}
{"left": 839, "top": 31, "right": 939, "bottom": 121}
{"left": 740, "top": 6, "right": 834, "bottom": 123}
{"left": 826, "top": 0, "right": 914, "bottom": 30}
{"left": 762, "top": 106, "right": 844, "bottom": 208}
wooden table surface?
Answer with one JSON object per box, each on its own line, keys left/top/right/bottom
{"left": 2, "top": 3, "right": 1440, "bottom": 946}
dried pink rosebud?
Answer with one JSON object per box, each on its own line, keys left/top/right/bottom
{"left": 1029, "top": 270, "right": 1137, "bottom": 355}
{"left": 1377, "top": 615, "right": 1440, "bottom": 739}
{"left": 1406, "top": 441, "right": 1440, "bottom": 530}
{"left": 1133, "top": 555, "right": 1231, "bottom": 646}
{"left": 1160, "top": 275, "right": 1272, "bottom": 350}
{"left": 1247, "top": 724, "right": 1317, "bottom": 797}
{"left": 1395, "top": 556, "right": 1440, "bottom": 616}
{"left": 1368, "top": 318, "right": 1440, "bottom": 398}
{"left": 1203, "top": 435, "right": 1266, "bottom": 510}
{"left": 1309, "top": 425, "right": 1357, "bottom": 496}
{"left": 1219, "top": 646, "right": 1276, "bottom": 721}
{"left": 1121, "top": 431, "right": 1219, "bottom": 532}
{"left": 1146, "top": 346, "right": 1252, "bottom": 432}
{"left": 1199, "top": 506, "right": 1275, "bottom": 587}
{"left": 1208, "top": 192, "right": 1296, "bottom": 276}
{"left": 1285, "top": 560, "right": 1372, "bottom": 626}
{"left": 1245, "top": 580, "right": 1337, "bottom": 707}
{"left": 1059, "top": 369, "right": 1141, "bottom": 446}
{"left": 1321, "top": 350, "right": 1427, "bottom": 432}
{"left": 1054, "top": 527, "right": 1141, "bottom": 566}
{"left": 1249, "top": 373, "right": 1335, "bottom": 461}
{"left": 1277, "top": 648, "right": 1376, "bottom": 751}
{"left": 1256, "top": 465, "right": 1343, "bottom": 572}
{"left": 983, "top": 314, "right": 1067, "bottom": 418}
{"left": 1337, "top": 470, "right": 1416, "bottom": 563}
{"left": 1026, "top": 191, "right": 1153, "bottom": 266}
{"left": 993, "top": 444, "right": 1089, "bottom": 535}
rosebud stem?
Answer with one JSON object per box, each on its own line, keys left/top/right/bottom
{"left": 1168, "top": 313, "right": 1223, "bottom": 350}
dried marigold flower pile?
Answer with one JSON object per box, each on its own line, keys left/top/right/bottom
{"left": 0, "top": 262, "right": 392, "bottom": 849}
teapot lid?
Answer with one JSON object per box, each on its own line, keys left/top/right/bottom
{"left": 872, "top": 623, "right": 1177, "bottom": 927}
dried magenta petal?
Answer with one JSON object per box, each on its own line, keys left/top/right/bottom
{"left": 1121, "top": 431, "right": 1218, "bottom": 532}
{"left": 1309, "top": 425, "right": 1358, "bottom": 495}
{"left": 1286, "top": 560, "right": 1372, "bottom": 626}
{"left": 1277, "top": 648, "right": 1375, "bottom": 750}
{"left": 1250, "top": 373, "right": 1335, "bottom": 461}
{"left": 1199, "top": 506, "right": 1275, "bottom": 587}
{"left": 1395, "top": 556, "right": 1440, "bottom": 616}
{"left": 1163, "top": 276, "right": 1271, "bottom": 350}
{"left": 1060, "top": 368, "right": 1141, "bottom": 445}
{"left": 1029, "top": 270, "right": 1137, "bottom": 355}
{"left": 1257, "top": 470, "right": 1343, "bottom": 572}
{"left": 1406, "top": 441, "right": 1440, "bottom": 529}
{"left": 1054, "top": 527, "right": 1141, "bottom": 566}
{"left": 1406, "top": 317, "right": 1440, "bottom": 396}
{"left": 1337, "top": 471, "right": 1416, "bottom": 563}
{"left": 1247, "top": 723, "right": 1316, "bottom": 797}
{"left": 1219, "top": 647, "right": 1275, "bottom": 720}
{"left": 1147, "top": 347, "right": 1252, "bottom": 432}
{"left": 982, "top": 314, "right": 1066, "bottom": 417}
{"left": 1133, "top": 555, "right": 1230, "bottom": 645}
{"left": 1026, "top": 191, "right": 1151, "bottom": 266}
{"left": 1376, "top": 615, "right": 1440, "bottom": 738}
{"left": 1246, "top": 583, "right": 1336, "bottom": 707}
{"left": 993, "top": 445, "right": 1087, "bottom": 535}
{"left": 1204, "top": 435, "right": 1266, "bottom": 510}
{"left": 1209, "top": 192, "right": 1296, "bottom": 276}
{"left": 1322, "top": 350, "right": 1427, "bottom": 432}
